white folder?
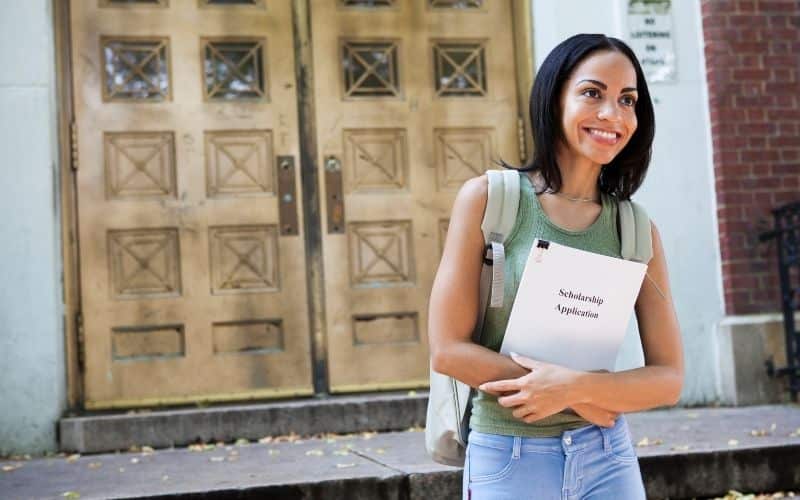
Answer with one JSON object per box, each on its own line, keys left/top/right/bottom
{"left": 500, "top": 239, "right": 647, "bottom": 372}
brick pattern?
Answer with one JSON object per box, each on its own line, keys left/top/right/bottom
{"left": 701, "top": 0, "right": 800, "bottom": 314}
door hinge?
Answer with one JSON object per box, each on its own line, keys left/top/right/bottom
{"left": 76, "top": 312, "right": 85, "bottom": 373}
{"left": 70, "top": 121, "right": 79, "bottom": 171}
{"left": 517, "top": 116, "right": 527, "bottom": 164}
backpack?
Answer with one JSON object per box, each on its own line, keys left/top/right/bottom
{"left": 424, "top": 168, "right": 653, "bottom": 467}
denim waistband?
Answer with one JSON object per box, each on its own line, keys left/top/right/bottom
{"left": 468, "top": 414, "right": 630, "bottom": 455}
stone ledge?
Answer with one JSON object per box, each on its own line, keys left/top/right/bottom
{"left": 60, "top": 392, "right": 428, "bottom": 454}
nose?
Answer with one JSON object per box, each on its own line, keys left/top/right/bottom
{"left": 597, "top": 100, "right": 623, "bottom": 122}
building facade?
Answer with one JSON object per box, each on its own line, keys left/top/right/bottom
{"left": 0, "top": 0, "right": 797, "bottom": 455}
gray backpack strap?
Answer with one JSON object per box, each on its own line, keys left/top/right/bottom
{"left": 480, "top": 170, "right": 520, "bottom": 308}
{"left": 618, "top": 199, "right": 653, "bottom": 264}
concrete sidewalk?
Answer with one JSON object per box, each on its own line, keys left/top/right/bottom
{"left": 2, "top": 404, "right": 799, "bottom": 499}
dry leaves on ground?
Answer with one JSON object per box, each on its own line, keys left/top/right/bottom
{"left": 711, "top": 490, "right": 797, "bottom": 499}
{"left": 635, "top": 437, "right": 664, "bottom": 447}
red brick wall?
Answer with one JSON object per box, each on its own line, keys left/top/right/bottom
{"left": 701, "top": 0, "right": 800, "bottom": 315}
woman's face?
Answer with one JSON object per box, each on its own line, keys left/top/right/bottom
{"left": 558, "top": 50, "right": 639, "bottom": 167}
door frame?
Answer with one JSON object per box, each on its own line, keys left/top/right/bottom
{"left": 55, "top": 0, "right": 534, "bottom": 410}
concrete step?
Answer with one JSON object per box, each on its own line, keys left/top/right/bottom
{"left": 4, "top": 404, "right": 798, "bottom": 499}
{"left": 60, "top": 391, "right": 428, "bottom": 454}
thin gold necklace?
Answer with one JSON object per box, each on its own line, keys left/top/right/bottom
{"left": 544, "top": 189, "right": 600, "bottom": 203}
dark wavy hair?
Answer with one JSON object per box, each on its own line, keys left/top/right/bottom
{"left": 498, "top": 34, "right": 655, "bottom": 200}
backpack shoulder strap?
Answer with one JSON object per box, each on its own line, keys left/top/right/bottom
{"left": 618, "top": 199, "right": 653, "bottom": 264}
{"left": 480, "top": 170, "right": 519, "bottom": 245}
{"left": 479, "top": 170, "right": 520, "bottom": 309}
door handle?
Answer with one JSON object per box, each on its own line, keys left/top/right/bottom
{"left": 277, "top": 155, "right": 299, "bottom": 236}
{"left": 324, "top": 155, "right": 345, "bottom": 234}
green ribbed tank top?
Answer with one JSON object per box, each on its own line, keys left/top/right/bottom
{"left": 469, "top": 171, "right": 622, "bottom": 437}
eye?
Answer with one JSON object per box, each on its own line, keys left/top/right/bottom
{"left": 620, "top": 95, "right": 637, "bottom": 107}
{"left": 581, "top": 88, "right": 600, "bottom": 98}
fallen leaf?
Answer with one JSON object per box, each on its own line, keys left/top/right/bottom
{"left": 670, "top": 445, "right": 690, "bottom": 451}
{"left": 162, "top": 475, "right": 169, "bottom": 481}
{"left": 2, "top": 464, "right": 22, "bottom": 472}
{"left": 210, "top": 456, "right": 225, "bottom": 462}
{"left": 336, "top": 463, "right": 356, "bottom": 468}
{"left": 407, "top": 390, "right": 417, "bottom": 396}
{"left": 790, "top": 428, "right": 800, "bottom": 437}
{"left": 333, "top": 450, "right": 349, "bottom": 456}
{"left": 130, "top": 457, "right": 139, "bottom": 464}
{"left": 635, "top": 437, "right": 663, "bottom": 447}
{"left": 62, "top": 493, "right": 80, "bottom": 499}
{"left": 235, "top": 438, "right": 249, "bottom": 446}
{"left": 728, "top": 439, "right": 739, "bottom": 446}
{"left": 228, "top": 450, "right": 239, "bottom": 457}
{"left": 258, "top": 437, "right": 274, "bottom": 444}
{"left": 87, "top": 462, "right": 102, "bottom": 469}
{"left": 685, "top": 412, "right": 699, "bottom": 419}
{"left": 118, "top": 467, "right": 125, "bottom": 473}
{"left": 306, "top": 449, "right": 324, "bottom": 457}
{"left": 141, "top": 446, "right": 154, "bottom": 455}
{"left": 361, "top": 431, "right": 377, "bottom": 440}
{"left": 268, "top": 449, "right": 280, "bottom": 456}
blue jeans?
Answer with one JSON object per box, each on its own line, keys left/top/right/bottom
{"left": 463, "top": 414, "right": 646, "bottom": 500}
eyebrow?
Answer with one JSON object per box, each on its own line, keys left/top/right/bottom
{"left": 576, "top": 79, "right": 637, "bottom": 93}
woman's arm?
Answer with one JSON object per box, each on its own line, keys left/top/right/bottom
{"left": 428, "top": 174, "right": 530, "bottom": 386}
{"left": 429, "top": 174, "right": 619, "bottom": 426}
{"left": 481, "top": 221, "right": 684, "bottom": 420}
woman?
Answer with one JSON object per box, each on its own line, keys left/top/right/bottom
{"left": 428, "top": 34, "right": 684, "bottom": 499}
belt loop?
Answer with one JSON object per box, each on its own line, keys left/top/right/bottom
{"left": 512, "top": 436, "right": 521, "bottom": 459}
{"left": 600, "top": 425, "right": 611, "bottom": 454}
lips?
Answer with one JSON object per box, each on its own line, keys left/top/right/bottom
{"left": 584, "top": 127, "right": 621, "bottom": 145}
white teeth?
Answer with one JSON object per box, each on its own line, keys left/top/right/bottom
{"left": 588, "top": 128, "right": 617, "bottom": 140}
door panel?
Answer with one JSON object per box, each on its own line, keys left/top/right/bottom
{"left": 71, "top": 0, "right": 313, "bottom": 408}
{"left": 310, "top": 0, "right": 521, "bottom": 391}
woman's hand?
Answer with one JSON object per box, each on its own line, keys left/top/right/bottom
{"left": 570, "top": 402, "right": 619, "bottom": 427}
{"left": 478, "top": 353, "right": 581, "bottom": 423}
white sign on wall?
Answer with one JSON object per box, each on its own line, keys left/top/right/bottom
{"left": 628, "top": 0, "right": 677, "bottom": 83}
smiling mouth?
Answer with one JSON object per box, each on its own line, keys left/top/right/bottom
{"left": 584, "top": 128, "right": 621, "bottom": 144}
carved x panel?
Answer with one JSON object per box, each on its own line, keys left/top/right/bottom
{"left": 209, "top": 225, "right": 280, "bottom": 294}
{"left": 344, "top": 128, "right": 407, "bottom": 192}
{"left": 205, "top": 130, "right": 275, "bottom": 197}
{"left": 108, "top": 228, "right": 181, "bottom": 299}
{"left": 104, "top": 131, "right": 176, "bottom": 200}
{"left": 434, "top": 127, "right": 493, "bottom": 189}
{"left": 348, "top": 221, "right": 414, "bottom": 286}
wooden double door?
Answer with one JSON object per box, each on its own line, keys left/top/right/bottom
{"left": 69, "top": 0, "right": 523, "bottom": 409}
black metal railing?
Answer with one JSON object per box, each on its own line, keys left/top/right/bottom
{"left": 759, "top": 201, "right": 800, "bottom": 402}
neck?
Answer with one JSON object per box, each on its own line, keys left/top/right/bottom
{"left": 552, "top": 146, "right": 601, "bottom": 200}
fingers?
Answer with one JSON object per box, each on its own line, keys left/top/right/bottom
{"left": 497, "top": 392, "right": 527, "bottom": 408}
{"left": 479, "top": 379, "right": 520, "bottom": 393}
